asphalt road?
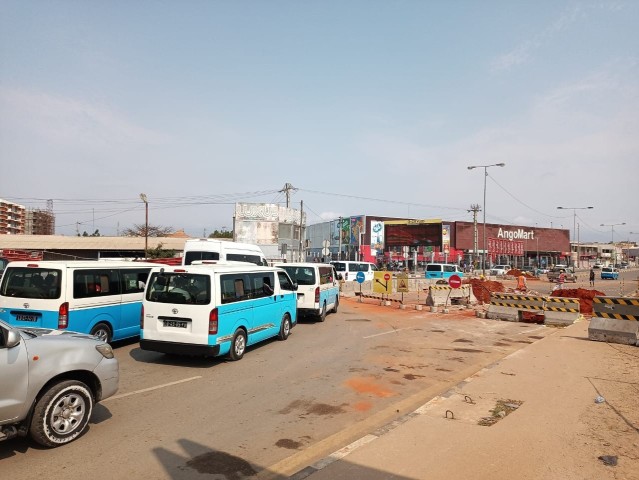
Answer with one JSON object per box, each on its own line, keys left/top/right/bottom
{"left": 530, "top": 267, "right": 639, "bottom": 296}
{"left": 0, "top": 298, "right": 560, "bottom": 480}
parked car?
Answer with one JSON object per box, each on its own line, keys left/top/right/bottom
{"left": 547, "top": 267, "right": 578, "bottom": 283}
{"left": 600, "top": 267, "right": 619, "bottom": 280}
{"left": 592, "top": 263, "right": 604, "bottom": 269}
{"left": 489, "top": 265, "right": 512, "bottom": 276}
{"left": 0, "top": 320, "right": 119, "bottom": 447}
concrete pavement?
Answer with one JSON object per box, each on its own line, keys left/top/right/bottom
{"left": 290, "top": 319, "right": 639, "bottom": 480}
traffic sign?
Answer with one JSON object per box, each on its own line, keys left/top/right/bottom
{"left": 322, "top": 240, "right": 330, "bottom": 248}
{"left": 448, "top": 274, "right": 462, "bottom": 289}
{"left": 397, "top": 273, "right": 409, "bottom": 292}
{"left": 322, "top": 248, "right": 330, "bottom": 255}
{"left": 373, "top": 271, "right": 392, "bottom": 294}
{"left": 356, "top": 271, "right": 366, "bottom": 283}
{"left": 384, "top": 273, "right": 391, "bottom": 281}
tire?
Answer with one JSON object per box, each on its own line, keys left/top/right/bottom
{"left": 333, "top": 295, "right": 339, "bottom": 313}
{"left": 319, "top": 302, "right": 327, "bottom": 322}
{"left": 229, "top": 329, "right": 247, "bottom": 361}
{"left": 278, "top": 314, "right": 291, "bottom": 341}
{"left": 90, "top": 322, "right": 112, "bottom": 343}
{"left": 29, "top": 380, "right": 94, "bottom": 448}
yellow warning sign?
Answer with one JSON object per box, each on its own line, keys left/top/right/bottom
{"left": 397, "top": 273, "right": 409, "bottom": 293}
{"left": 373, "top": 271, "right": 393, "bottom": 294}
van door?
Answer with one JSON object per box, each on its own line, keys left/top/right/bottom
{"left": 318, "top": 266, "right": 339, "bottom": 311}
{"left": 119, "top": 268, "right": 151, "bottom": 340}
{"left": 218, "top": 273, "right": 255, "bottom": 348}
{"left": 246, "top": 272, "right": 278, "bottom": 343}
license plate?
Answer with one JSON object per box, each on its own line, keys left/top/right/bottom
{"left": 163, "top": 320, "right": 187, "bottom": 328}
{"left": 16, "top": 314, "right": 38, "bottom": 322}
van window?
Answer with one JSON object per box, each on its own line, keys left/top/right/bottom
{"left": 74, "top": 269, "right": 120, "bottom": 299}
{"left": 319, "top": 267, "right": 333, "bottom": 285}
{"left": 250, "top": 272, "right": 275, "bottom": 298}
{"left": 279, "top": 266, "right": 315, "bottom": 286}
{"left": 147, "top": 272, "right": 210, "bottom": 305}
{"left": 277, "top": 271, "right": 295, "bottom": 291}
{"left": 444, "top": 265, "right": 456, "bottom": 273}
{"left": 0, "top": 267, "right": 61, "bottom": 300}
{"left": 184, "top": 251, "right": 220, "bottom": 265}
{"left": 426, "top": 264, "right": 442, "bottom": 272}
{"left": 121, "top": 268, "right": 151, "bottom": 294}
{"left": 332, "top": 262, "right": 346, "bottom": 273}
{"left": 227, "top": 253, "right": 265, "bottom": 266}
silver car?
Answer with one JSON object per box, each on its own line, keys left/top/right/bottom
{"left": 0, "top": 319, "right": 119, "bottom": 447}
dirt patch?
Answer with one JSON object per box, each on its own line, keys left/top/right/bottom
{"left": 550, "top": 288, "right": 605, "bottom": 315}
{"left": 478, "top": 399, "right": 524, "bottom": 426}
{"left": 467, "top": 278, "right": 505, "bottom": 304}
{"left": 345, "top": 378, "right": 396, "bottom": 398}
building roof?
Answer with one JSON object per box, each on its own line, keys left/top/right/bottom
{"left": 0, "top": 234, "right": 191, "bottom": 252}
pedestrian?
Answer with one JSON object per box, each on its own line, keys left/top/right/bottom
{"left": 554, "top": 269, "right": 566, "bottom": 291}
{"left": 516, "top": 273, "right": 527, "bottom": 292}
{"left": 589, "top": 267, "right": 595, "bottom": 287}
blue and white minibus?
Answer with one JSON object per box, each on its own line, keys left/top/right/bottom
{"left": 274, "top": 263, "right": 339, "bottom": 321}
{"left": 0, "top": 260, "right": 155, "bottom": 343}
{"left": 140, "top": 264, "right": 298, "bottom": 360}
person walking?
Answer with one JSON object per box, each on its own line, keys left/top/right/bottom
{"left": 589, "top": 267, "right": 595, "bottom": 287}
{"left": 517, "top": 273, "right": 527, "bottom": 292}
{"left": 557, "top": 270, "right": 566, "bottom": 290}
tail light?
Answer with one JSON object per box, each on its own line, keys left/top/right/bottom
{"left": 58, "top": 302, "right": 69, "bottom": 329}
{"left": 209, "top": 308, "right": 218, "bottom": 334}
{"left": 314, "top": 286, "right": 320, "bottom": 303}
{"left": 140, "top": 305, "right": 144, "bottom": 329}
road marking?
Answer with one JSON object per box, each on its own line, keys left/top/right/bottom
{"left": 364, "top": 327, "right": 412, "bottom": 339}
{"left": 102, "top": 376, "right": 202, "bottom": 402}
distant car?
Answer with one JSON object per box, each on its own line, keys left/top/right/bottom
{"left": 600, "top": 267, "right": 619, "bottom": 280}
{"left": 489, "top": 265, "right": 512, "bottom": 276}
{"left": 547, "top": 267, "right": 577, "bottom": 283}
{"left": 619, "top": 262, "right": 629, "bottom": 269}
{"left": 0, "top": 320, "right": 119, "bottom": 447}
{"left": 592, "top": 263, "right": 604, "bottom": 269}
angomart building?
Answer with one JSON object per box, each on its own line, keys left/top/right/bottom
{"left": 305, "top": 216, "right": 570, "bottom": 269}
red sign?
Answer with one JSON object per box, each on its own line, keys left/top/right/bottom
{"left": 384, "top": 273, "right": 391, "bottom": 281}
{"left": 448, "top": 274, "right": 462, "bottom": 289}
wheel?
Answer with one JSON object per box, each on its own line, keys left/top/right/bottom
{"left": 229, "top": 329, "right": 247, "bottom": 361}
{"left": 90, "top": 323, "right": 112, "bottom": 343}
{"left": 278, "top": 314, "right": 291, "bottom": 340}
{"left": 318, "top": 302, "right": 327, "bottom": 322}
{"left": 29, "top": 380, "right": 94, "bottom": 447}
{"left": 332, "top": 295, "right": 339, "bottom": 313}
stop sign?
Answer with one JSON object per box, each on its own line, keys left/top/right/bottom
{"left": 448, "top": 274, "right": 462, "bottom": 289}
{"left": 384, "top": 273, "right": 391, "bottom": 281}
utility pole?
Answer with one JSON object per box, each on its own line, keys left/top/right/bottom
{"left": 338, "top": 216, "right": 342, "bottom": 260}
{"left": 299, "top": 200, "right": 304, "bottom": 261}
{"left": 468, "top": 204, "right": 481, "bottom": 270}
{"left": 280, "top": 183, "right": 297, "bottom": 208}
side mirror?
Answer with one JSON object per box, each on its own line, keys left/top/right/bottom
{"left": 292, "top": 282, "right": 298, "bottom": 291}
{"left": 1, "top": 327, "right": 21, "bottom": 349}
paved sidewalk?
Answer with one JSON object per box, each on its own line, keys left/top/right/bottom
{"left": 292, "top": 320, "right": 639, "bottom": 480}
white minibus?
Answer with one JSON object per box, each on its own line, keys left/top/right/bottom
{"left": 0, "top": 260, "right": 155, "bottom": 342}
{"left": 140, "top": 264, "right": 298, "bottom": 360}
{"left": 274, "top": 263, "right": 339, "bottom": 321}
{"left": 330, "top": 261, "right": 378, "bottom": 282}
{"left": 182, "top": 239, "right": 267, "bottom": 266}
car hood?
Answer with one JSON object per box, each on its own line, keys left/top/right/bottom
{"left": 18, "top": 327, "right": 99, "bottom": 342}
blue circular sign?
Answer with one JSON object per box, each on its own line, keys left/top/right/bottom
{"left": 356, "top": 271, "right": 366, "bottom": 283}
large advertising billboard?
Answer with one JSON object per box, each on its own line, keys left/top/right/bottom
{"left": 370, "top": 220, "right": 384, "bottom": 257}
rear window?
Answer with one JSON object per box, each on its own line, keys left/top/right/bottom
{"left": 332, "top": 262, "right": 346, "bottom": 272}
{"left": 0, "top": 267, "right": 62, "bottom": 300}
{"left": 147, "top": 272, "right": 211, "bottom": 305}
{"left": 280, "top": 266, "right": 316, "bottom": 286}
{"left": 184, "top": 251, "right": 220, "bottom": 265}
{"left": 426, "top": 265, "right": 442, "bottom": 272}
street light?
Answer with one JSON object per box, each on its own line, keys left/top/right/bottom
{"left": 600, "top": 222, "right": 625, "bottom": 265}
{"left": 140, "top": 193, "right": 148, "bottom": 259}
{"left": 467, "top": 162, "right": 506, "bottom": 275}
{"left": 556, "top": 206, "right": 594, "bottom": 268}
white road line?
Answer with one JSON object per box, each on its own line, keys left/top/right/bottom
{"left": 364, "top": 327, "right": 412, "bottom": 339}
{"left": 102, "top": 376, "right": 202, "bottom": 402}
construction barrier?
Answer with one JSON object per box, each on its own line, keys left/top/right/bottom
{"left": 487, "top": 293, "right": 580, "bottom": 325}
{"left": 487, "top": 293, "right": 545, "bottom": 322}
{"left": 588, "top": 296, "right": 639, "bottom": 346}
{"left": 544, "top": 297, "right": 581, "bottom": 326}
{"left": 426, "top": 285, "right": 476, "bottom": 307}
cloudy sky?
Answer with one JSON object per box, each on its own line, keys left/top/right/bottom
{"left": 1, "top": 1, "right": 637, "bottom": 243}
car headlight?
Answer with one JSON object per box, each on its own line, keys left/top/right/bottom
{"left": 95, "top": 343, "right": 114, "bottom": 359}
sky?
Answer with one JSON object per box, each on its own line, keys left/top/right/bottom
{"left": 1, "top": 1, "right": 637, "bottom": 243}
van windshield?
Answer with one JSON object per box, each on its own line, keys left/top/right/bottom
{"left": 0, "top": 267, "right": 62, "bottom": 299}
{"left": 279, "top": 266, "right": 316, "bottom": 286}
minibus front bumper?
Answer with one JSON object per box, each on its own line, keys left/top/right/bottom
{"left": 139, "top": 339, "right": 220, "bottom": 357}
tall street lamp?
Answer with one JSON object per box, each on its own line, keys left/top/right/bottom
{"left": 557, "top": 206, "right": 594, "bottom": 268}
{"left": 601, "top": 222, "right": 625, "bottom": 265}
{"left": 467, "top": 162, "right": 506, "bottom": 276}
{"left": 140, "top": 193, "right": 149, "bottom": 259}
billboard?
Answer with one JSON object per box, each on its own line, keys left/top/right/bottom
{"left": 350, "top": 216, "right": 365, "bottom": 245}
{"left": 370, "top": 220, "right": 384, "bottom": 256}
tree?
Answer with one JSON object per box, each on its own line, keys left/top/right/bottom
{"left": 79, "top": 229, "right": 101, "bottom": 237}
{"left": 208, "top": 229, "right": 233, "bottom": 239}
{"left": 146, "top": 242, "right": 177, "bottom": 259}
{"left": 122, "top": 224, "right": 174, "bottom": 237}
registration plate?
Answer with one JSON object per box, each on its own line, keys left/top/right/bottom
{"left": 163, "top": 320, "right": 187, "bottom": 328}
{"left": 16, "top": 314, "right": 38, "bottom": 322}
